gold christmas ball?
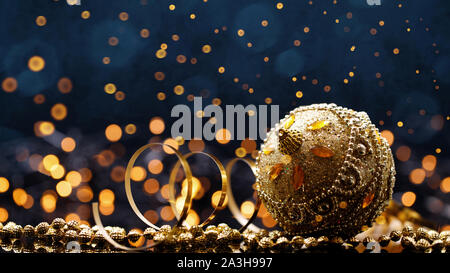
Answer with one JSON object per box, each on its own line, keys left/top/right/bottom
{"left": 256, "top": 103, "right": 395, "bottom": 237}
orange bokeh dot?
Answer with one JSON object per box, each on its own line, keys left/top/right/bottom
{"left": 76, "top": 186, "right": 93, "bottom": 203}
{"left": 110, "top": 165, "right": 125, "bottom": 183}
{"left": 149, "top": 117, "right": 165, "bottom": 134}
{"left": 61, "top": 137, "right": 76, "bottom": 152}
{"left": 409, "top": 168, "right": 426, "bottom": 184}
{"left": 188, "top": 139, "right": 205, "bottom": 152}
{"left": 422, "top": 155, "right": 437, "bottom": 171}
{"left": 99, "top": 189, "right": 115, "bottom": 205}
{"left": 2, "top": 77, "right": 18, "bottom": 93}
{"left": 440, "top": 177, "right": 450, "bottom": 193}
{"left": 28, "top": 56, "right": 45, "bottom": 72}
{"left": 380, "top": 130, "right": 394, "bottom": 146}
{"left": 57, "top": 77, "right": 73, "bottom": 93}
{"left": 160, "top": 206, "right": 175, "bottom": 221}
{"left": 163, "top": 138, "right": 178, "bottom": 154}
{"left": 216, "top": 128, "right": 231, "bottom": 144}
{"left": 51, "top": 103, "right": 68, "bottom": 120}
{"left": 396, "top": 146, "right": 411, "bottom": 162}
{"left": 143, "top": 178, "right": 159, "bottom": 195}
{"left": 131, "top": 166, "right": 147, "bottom": 182}
{"left": 105, "top": 124, "right": 122, "bottom": 142}
{"left": 148, "top": 159, "right": 163, "bottom": 174}
{"left": 401, "top": 191, "right": 416, "bottom": 207}
{"left": 13, "top": 188, "right": 28, "bottom": 206}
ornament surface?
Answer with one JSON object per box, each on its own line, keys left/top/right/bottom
{"left": 256, "top": 103, "right": 395, "bottom": 237}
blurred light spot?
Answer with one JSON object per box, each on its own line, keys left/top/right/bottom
{"left": 173, "top": 85, "right": 184, "bottom": 95}
{"left": 104, "top": 83, "right": 117, "bottom": 94}
{"left": 56, "top": 181, "right": 72, "bottom": 197}
{"left": 51, "top": 103, "right": 68, "bottom": 120}
{"left": 65, "top": 213, "right": 80, "bottom": 223}
{"left": 131, "top": 166, "right": 147, "bottom": 182}
{"left": 43, "top": 154, "right": 59, "bottom": 171}
{"left": 202, "top": 45, "right": 211, "bottom": 53}
{"left": 430, "top": 115, "right": 444, "bottom": 130}
{"left": 105, "top": 124, "right": 122, "bottom": 142}
{"left": 395, "top": 146, "right": 411, "bottom": 162}
{"left": 50, "top": 164, "right": 65, "bottom": 179}
{"left": 401, "top": 191, "right": 416, "bottom": 207}
{"left": 235, "top": 147, "right": 246, "bottom": 157}
{"left": 39, "top": 121, "right": 55, "bottom": 136}
{"left": 422, "top": 155, "right": 437, "bottom": 171}
{"left": 156, "top": 49, "right": 167, "bottom": 59}
{"left": 99, "top": 189, "right": 115, "bottom": 205}
{"left": 61, "top": 137, "right": 76, "bottom": 152}
{"left": 28, "top": 56, "right": 45, "bottom": 72}
{"left": 36, "top": 16, "right": 47, "bottom": 26}
{"left": 181, "top": 177, "right": 202, "bottom": 199}
{"left": 110, "top": 166, "right": 125, "bottom": 183}
{"left": 81, "top": 10, "right": 90, "bottom": 19}
{"left": 0, "top": 177, "right": 9, "bottom": 193}
{"left": 144, "top": 210, "right": 159, "bottom": 224}
{"left": 57, "top": 77, "right": 73, "bottom": 94}
{"left": 409, "top": 168, "right": 426, "bottom": 184}
{"left": 440, "top": 177, "right": 450, "bottom": 193}
{"left": 188, "top": 139, "right": 205, "bottom": 152}
{"left": 13, "top": 188, "right": 27, "bottom": 206}
{"left": 34, "top": 94, "right": 45, "bottom": 104}
{"left": 125, "top": 124, "right": 137, "bottom": 135}
{"left": 161, "top": 205, "right": 175, "bottom": 221}
{"left": 241, "top": 201, "right": 255, "bottom": 219}
{"left": 41, "top": 191, "right": 57, "bottom": 213}
{"left": 211, "top": 190, "right": 228, "bottom": 209}
{"left": 66, "top": 171, "right": 82, "bottom": 187}
{"left": 393, "top": 48, "right": 400, "bottom": 55}
{"left": 185, "top": 210, "right": 200, "bottom": 226}
{"left": 79, "top": 168, "right": 92, "bottom": 182}
{"left": 163, "top": 138, "right": 179, "bottom": 154}
{"left": 0, "top": 208, "right": 9, "bottom": 222}
{"left": 143, "top": 178, "right": 159, "bottom": 195}
{"left": 276, "top": 2, "right": 283, "bottom": 9}
{"left": 140, "top": 28, "right": 150, "bottom": 38}
{"left": 119, "top": 12, "right": 129, "bottom": 21}
{"left": 77, "top": 186, "right": 93, "bottom": 203}
{"left": 148, "top": 159, "right": 163, "bottom": 174}
{"left": 380, "top": 130, "right": 394, "bottom": 146}
{"left": 2, "top": 77, "right": 18, "bottom": 93}
{"left": 262, "top": 215, "right": 277, "bottom": 228}
{"left": 216, "top": 128, "right": 231, "bottom": 144}
{"left": 23, "top": 194, "right": 34, "bottom": 209}
{"left": 115, "top": 91, "right": 125, "bottom": 101}
{"left": 149, "top": 117, "right": 165, "bottom": 134}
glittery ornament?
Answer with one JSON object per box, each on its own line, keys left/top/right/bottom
{"left": 256, "top": 103, "right": 395, "bottom": 237}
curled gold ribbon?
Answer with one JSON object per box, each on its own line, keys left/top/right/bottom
{"left": 225, "top": 158, "right": 262, "bottom": 232}
{"left": 124, "top": 143, "right": 193, "bottom": 230}
{"left": 168, "top": 152, "right": 228, "bottom": 227}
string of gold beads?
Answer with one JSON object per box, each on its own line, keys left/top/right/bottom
{"left": 1, "top": 219, "right": 449, "bottom": 253}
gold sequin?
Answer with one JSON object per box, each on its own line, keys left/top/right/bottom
{"left": 310, "top": 146, "right": 334, "bottom": 158}
{"left": 362, "top": 192, "right": 375, "bottom": 208}
{"left": 307, "top": 120, "right": 330, "bottom": 130}
{"left": 269, "top": 163, "right": 284, "bottom": 181}
{"left": 284, "top": 115, "right": 295, "bottom": 129}
{"left": 292, "top": 165, "right": 304, "bottom": 190}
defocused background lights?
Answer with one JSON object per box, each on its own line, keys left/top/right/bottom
{"left": 409, "top": 168, "right": 426, "bottom": 184}
{"left": 61, "top": 137, "right": 76, "bottom": 152}
{"left": 51, "top": 103, "right": 68, "bottom": 120}
{"left": 105, "top": 124, "right": 122, "bottom": 142}
{"left": 56, "top": 181, "right": 72, "bottom": 197}
{"left": 401, "top": 191, "right": 416, "bottom": 207}
{"left": 130, "top": 166, "right": 147, "bottom": 182}
{"left": 13, "top": 188, "right": 27, "bottom": 206}
{"left": 147, "top": 159, "right": 163, "bottom": 174}
{"left": 28, "top": 56, "right": 45, "bottom": 72}
{"left": 149, "top": 117, "right": 165, "bottom": 135}
{"left": 2, "top": 77, "right": 18, "bottom": 93}
{"left": 0, "top": 177, "right": 9, "bottom": 193}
